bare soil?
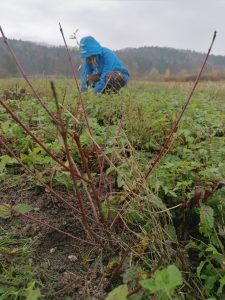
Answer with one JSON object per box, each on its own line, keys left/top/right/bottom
{"left": 0, "top": 178, "right": 119, "bottom": 299}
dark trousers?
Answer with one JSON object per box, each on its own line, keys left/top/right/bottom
{"left": 87, "top": 71, "right": 126, "bottom": 93}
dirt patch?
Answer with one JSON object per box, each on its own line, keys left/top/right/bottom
{"left": 0, "top": 178, "right": 118, "bottom": 299}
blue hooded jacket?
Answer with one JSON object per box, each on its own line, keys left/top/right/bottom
{"left": 79, "top": 36, "right": 129, "bottom": 93}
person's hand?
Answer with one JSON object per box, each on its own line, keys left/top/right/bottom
{"left": 87, "top": 73, "right": 100, "bottom": 87}
{"left": 81, "top": 86, "right": 88, "bottom": 92}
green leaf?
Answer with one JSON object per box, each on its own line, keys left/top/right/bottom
{"left": 54, "top": 171, "right": 73, "bottom": 190}
{"left": 13, "top": 204, "right": 33, "bottom": 214}
{"left": 123, "top": 268, "right": 138, "bottom": 284}
{"left": 205, "top": 244, "right": 219, "bottom": 256}
{"left": 101, "top": 201, "right": 109, "bottom": 219}
{"left": 164, "top": 224, "right": 178, "bottom": 243}
{"left": 0, "top": 155, "right": 17, "bottom": 172}
{"left": 0, "top": 205, "right": 11, "bottom": 219}
{"left": 149, "top": 195, "right": 166, "bottom": 210}
{"left": 0, "top": 120, "right": 11, "bottom": 133}
{"left": 106, "top": 166, "right": 116, "bottom": 175}
{"left": 197, "top": 261, "right": 206, "bottom": 278}
{"left": 117, "top": 175, "right": 125, "bottom": 188}
{"left": 199, "top": 204, "right": 214, "bottom": 235}
{"left": 218, "top": 276, "right": 225, "bottom": 294}
{"left": 140, "top": 265, "right": 182, "bottom": 297}
{"left": 25, "top": 281, "right": 41, "bottom": 300}
{"left": 105, "top": 284, "right": 128, "bottom": 300}
{"left": 201, "top": 273, "right": 217, "bottom": 294}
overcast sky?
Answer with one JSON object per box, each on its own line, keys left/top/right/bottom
{"left": 0, "top": 0, "right": 224, "bottom": 55}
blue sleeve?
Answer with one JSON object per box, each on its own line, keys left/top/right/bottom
{"left": 94, "top": 52, "right": 115, "bottom": 93}
{"left": 81, "top": 62, "right": 94, "bottom": 92}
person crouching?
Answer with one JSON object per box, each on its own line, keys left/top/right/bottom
{"left": 79, "top": 36, "right": 129, "bottom": 94}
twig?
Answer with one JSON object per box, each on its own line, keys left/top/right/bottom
{"left": 144, "top": 31, "right": 217, "bottom": 180}
{"left": 0, "top": 99, "right": 90, "bottom": 184}
{"left": 50, "top": 82, "right": 101, "bottom": 243}
{"left": 0, "top": 279, "right": 24, "bottom": 288}
{"left": 58, "top": 23, "right": 92, "bottom": 135}
{"left": 111, "top": 31, "right": 217, "bottom": 229}
{"left": 0, "top": 136, "right": 101, "bottom": 226}
{"left": 0, "top": 26, "right": 60, "bottom": 127}
{"left": 110, "top": 248, "right": 130, "bottom": 280}
{"left": 49, "top": 279, "right": 78, "bottom": 296}
{"left": 73, "top": 133, "right": 108, "bottom": 226}
{"left": 59, "top": 22, "right": 103, "bottom": 196}
{"left": 0, "top": 203, "right": 98, "bottom": 246}
{"left": 0, "top": 99, "right": 67, "bottom": 171}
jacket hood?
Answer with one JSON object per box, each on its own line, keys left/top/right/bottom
{"left": 79, "top": 36, "right": 103, "bottom": 59}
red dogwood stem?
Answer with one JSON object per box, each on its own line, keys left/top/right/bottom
{"left": 0, "top": 203, "right": 97, "bottom": 246}
{"left": 144, "top": 31, "right": 217, "bottom": 180}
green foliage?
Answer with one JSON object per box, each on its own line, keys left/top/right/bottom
{"left": 199, "top": 204, "right": 215, "bottom": 236}
{"left": 54, "top": 170, "right": 74, "bottom": 190}
{"left": 1, "top": 80, "right": 225, "bottom": 299}
{"left": 196, "top": 244, "right": 225, "bottom": 296}
{"left": 0, "top": 234, "right": 41, "bottom": 299}
{"left": 0, "top": 155, "right": 18, "bottom": 172}
{"left": 184, "top": 186, "right": 225, "bottom": 297}
{"left": 140, "top": 265, "right": 182, "bottom": 299}
{"left": 0, "top": 155, "right": 18, "bottom": 182}
{"left": 25, "top": 281, "right": 41, "bottom": 300}
{"left": 105, "top": 284, "right": 128, "bottom": 300}
{"left": 123, "top": 267, "right": 147, "bottom": 290}
{"left": 13, "top": 204, "right": 33, "bottom": 214}
{"left": 0, "top": 204, "right": 33, "bottom": 220}
{"left": 0, "top": 205, "right": 11, "bottom": 219}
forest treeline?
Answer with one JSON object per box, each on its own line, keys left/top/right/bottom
{"left": 1, "top": 38, "right": 225, "bottom": 80}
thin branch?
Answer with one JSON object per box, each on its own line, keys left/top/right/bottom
{"left": 59, "top": 23, "right": 102, "bottom": 188}
{"left": 0, "top": 26, "right": 60, "bottom": 127}
{"left": 59, "top": 22, "right": 92, "bottom": 135}
{"left": 0, "top": 203, "right": 98, "bottom": 246}
{"left": 0, "top": 99, "right": 67, "bottom": 171}
{"left": 49, "top": 82, "right": 102, "bottom": 242}
{"left": 0, "top": 279, "right": 24, "bottom": 288}
{"left": 0, "top": 98, "right": 91, "bottom": 184}
{"left": 144, "top": 31, "right": 217, "bottom": 180}
{"left": 0, "top": 136, "right": 101, "bottom": 226}
{"left": 111, "top": 31, "right": 217, "bottom": 229}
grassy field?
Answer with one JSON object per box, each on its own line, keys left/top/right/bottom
{"left": 0, "top": 79, "right": 225, "bottom": 299}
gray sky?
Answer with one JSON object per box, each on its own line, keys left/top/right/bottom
{"left": 0, "top": 0, "right": 224, "bottom": 55}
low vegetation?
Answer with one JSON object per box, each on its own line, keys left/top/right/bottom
{"left": 0, "top": 79, "right": 225, "bottom": 299}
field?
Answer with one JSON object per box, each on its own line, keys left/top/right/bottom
{"left": 0, "top": 79, "right": 225, "bottom": 300}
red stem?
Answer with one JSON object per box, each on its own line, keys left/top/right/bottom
{"left": 73, "top": 133, "right": 107, "bottom": 223}
{"left": 74, "top": 186, "right": 102, "bottom": 243}
{"left": 144, "top": 31, "right": 217, "bottom": 180}
{"left": 60, "top": 132, "right": 102, "bottom": 243}
{"left": 98, "top": 155, "right": 107, "bottom": 199}
{"left": 0, "top": 203, "right": 97, "bottom": 246}
{"left": 0, "top": 136, "right": 101, "bottom": 226}
{"left": 0, "top": 26, "right": 60, "bottom": 127}
{"left": 110, "top": 249, "right": 130, "bottom": 279}
{"left": 59, "top": 23, "right": 92, "bottom": 135}
{"left": 59, "top": 23, "right": 102, "bottom": 184}
{"left": 111, "top": 31, "right": 217, "bottom": 230}
{"left": 0, "top": 99, "right": 91, "bottom": 184}
{"left": 0, "top": 99, "right": 67, "bottom": 170}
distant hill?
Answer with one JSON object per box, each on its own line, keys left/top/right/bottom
{"left": 119, "top": 47, "right": 225, "bottom": 80}
{"left": 0, "top": 38, "right": 80, "bottom": 78}
{"left": 1, "top": 38, "right": 225, "bottom": 80}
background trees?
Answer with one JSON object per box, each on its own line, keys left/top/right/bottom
{"left": 1, "top": 38, "right": 225, "bottom": 80}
